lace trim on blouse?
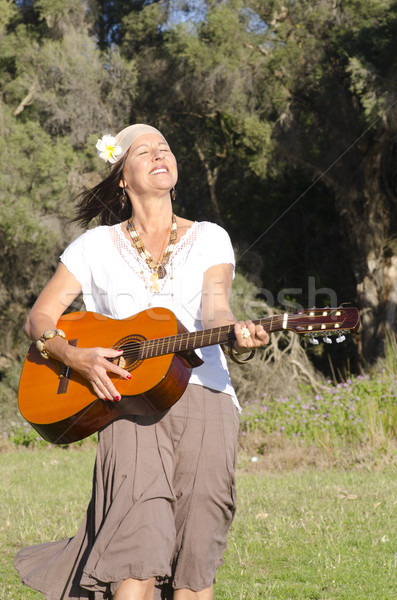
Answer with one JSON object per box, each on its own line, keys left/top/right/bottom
{"left": 111, "top": 221, "right": 204, "bottom": 292}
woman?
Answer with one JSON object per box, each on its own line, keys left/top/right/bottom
{"left": 14, "top": 124, "right": 269, "bottom": 600}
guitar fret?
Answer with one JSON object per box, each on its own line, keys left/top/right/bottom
{"left": 146, "top": 340, "right": 154, "bottom": 358}
{"left": 160, "top": 336, "right": 168, "bottom": 355}
{"left": 135, "top": 309, "right": 357, "bottom": 359}
{"left": 191, "top": 330, "right": 198, "bottom": 351}
{"left": 155, "top": 337, "right": 162, "bottom": 357}
{"left": 178, "top": 333, "right": 185, "bottom": 352}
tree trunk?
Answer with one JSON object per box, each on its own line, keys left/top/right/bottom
{"left": 195, "top": 144, "right": 224, "bottom": 225}
{"left": 334, "top": 137, "right": 397, "bottom": 360}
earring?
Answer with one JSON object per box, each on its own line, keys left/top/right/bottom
{"left": 171, "top": 187, "right": 177, "bottom": 201}
{"left": 120, "top": 187, "right": 127, "bottom": 207}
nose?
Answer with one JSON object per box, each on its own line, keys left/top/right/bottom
{"left": 152, "top": 146, "right": 165, "bottom": 159}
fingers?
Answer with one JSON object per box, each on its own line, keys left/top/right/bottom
{"left": 89, "top": 377, "right": 120, "bottom": 403}
{"left": 234, "top": 321, "right": 269, "bottom": 351}
{"left": 82, "top": 347, "right": 132, "bottom": 403}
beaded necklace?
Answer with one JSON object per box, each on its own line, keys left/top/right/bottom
{"left": 126, "top": 214, "right": 177, "bottom": 293}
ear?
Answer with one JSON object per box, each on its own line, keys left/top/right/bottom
{"left": 118, "top": 178, "right": 126, "bottom": 189}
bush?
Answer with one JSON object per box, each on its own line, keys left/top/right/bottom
{"left": 239, "top": 334, "right": 397, "bottom": 451}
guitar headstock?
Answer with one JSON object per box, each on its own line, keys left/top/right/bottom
{"left": 287, "top": 307, "right": 360, "bottom": 344}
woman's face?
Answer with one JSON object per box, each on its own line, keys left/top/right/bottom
{"left": 121, "top": 133, "right": 178, "bottom": 196}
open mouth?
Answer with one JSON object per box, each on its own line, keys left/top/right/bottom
{"left": 150, "top": 167, "right": 168, "bottom": 175}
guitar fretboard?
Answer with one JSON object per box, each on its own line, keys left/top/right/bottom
{"left": 116, "top": 307, "right": 357, "bottom": 361}
{"left": 139, "top": 315, "right": 283, "bottom": 359}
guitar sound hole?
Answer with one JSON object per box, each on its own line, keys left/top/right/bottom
{"left": 113, "top": 334, "right": 146, "bottom": 372}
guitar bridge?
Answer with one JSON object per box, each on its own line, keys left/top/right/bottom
{"left": 57, "top": 339, "right": 78, "bottom": 394}
{"left": 60, "top": 364, "right": 71, "bottom": 378}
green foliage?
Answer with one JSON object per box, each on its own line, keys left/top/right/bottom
{"left": 0, "top": 0, "right": 138, "bottom": 367}
{"left": 240, "top": 334, "right": 397, "bottom": 449}
{"left": 241, "top": 375, "right": 397, "bottom": 445}
{"left": 94, "top": 0, "right": 167, "bottom": 48}
{"left": 0, "top": 359, "right": 24, "bottom": 435}
{"left": 35, "top": 0, "right": 90, "bottom": 33}
{"left": 121, "top": 1, "right": 167, "bottom": 54}
{"left": 1, "top": 21, "right": 137, "bottom": 143}
{"left": 5, "top": 424, "right": 47, "bottom": 448}
{"left": 0, "top": 0, "right": 18, "bottom": 35}
{"left": 347, "top": 55, "right": 380, "bottom": 120}
{"left": 0, "top": 103, "right": 78, "bottom": 306}
{"left": 2, "top": 423, "right": 98, "bottom": 449}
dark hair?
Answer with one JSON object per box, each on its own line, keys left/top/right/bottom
{"left": 73, "top": 157, "right": 132, "bottom": 227}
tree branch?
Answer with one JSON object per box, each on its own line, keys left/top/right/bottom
{"left": 13, "top": 82, "right": 37, "bottom": 117}
{"left": 195, "top": 143, "right": 223, "bottom": 224}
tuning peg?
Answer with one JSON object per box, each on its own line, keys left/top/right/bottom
{"left": 336, "top": 334, "right": 346, "bottom": 343}
{"left": 323, "top": 335, "right": 332, "bottom": 344}
{"left": 309, "top": 336, "right": 319, "bottom": 345}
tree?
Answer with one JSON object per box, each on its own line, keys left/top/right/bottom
{"left": 119, "top": 0, "right": 275, "bottom": 221}
{"left": 0, "top": 0, "right": 138, "bottom": 355}
{"left": 247, "top": 0, "right": 397, "bottom": 359}
{"left": 2, "top": 0, "right": 138, "bottom": 143}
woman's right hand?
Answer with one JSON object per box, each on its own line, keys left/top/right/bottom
{"left": 66, "top": 345, "right": 131, "bottom": 402}
{"left": 22, "top": 263, "right": 131, "bottom": 403}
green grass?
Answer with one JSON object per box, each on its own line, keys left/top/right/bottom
{"left": 0, "top": 448, "right": 95, "bottom": 600}
{"left": 1, "top": 448, "right": 396, "bottom": 600}
{"left": 217, "top": 468, "right": 397, "bottom": 599}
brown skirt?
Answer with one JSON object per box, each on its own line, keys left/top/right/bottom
{"left": 14, "top": 384, "right": 239, "bottom": 599}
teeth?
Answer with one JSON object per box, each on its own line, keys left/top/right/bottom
{"left": 150, "top": 168, "right": 167, "bottom": 175}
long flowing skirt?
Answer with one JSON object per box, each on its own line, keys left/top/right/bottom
{"left": 14, "top": 385, "right": 239, "bottom": 599}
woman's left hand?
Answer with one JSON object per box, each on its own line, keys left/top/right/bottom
{"left": 234, "top": 320, "right": 269, "bottom": 354}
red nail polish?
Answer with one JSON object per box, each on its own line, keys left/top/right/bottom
{"left": 114, "top": 395, "right": 121, "bottom": 402}
{"left": 126, "top": 374, "right": 132, "bottom": 380}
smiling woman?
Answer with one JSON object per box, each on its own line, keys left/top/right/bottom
{"left": 120, "top": 131, "right": 178, "bottom": 204}
{"left": 14, "top": 123, "right": 269, "bottom": 600}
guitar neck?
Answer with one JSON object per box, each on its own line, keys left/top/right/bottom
{"left": 139, "top": 306, "right": 359, "bottom": 359}
{"left": 141, "top": 316, "right": 278, "bottom": 359}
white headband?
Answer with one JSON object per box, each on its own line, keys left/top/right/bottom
{"left": 96, "top": 124, "right": 167, "bottom": 165}
{"left": 114, "top": 124, "right": 166, "bottom": 160}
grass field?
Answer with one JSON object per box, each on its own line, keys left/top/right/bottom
{"left": 1, "top": 446, "right": 396, "bottom": 600}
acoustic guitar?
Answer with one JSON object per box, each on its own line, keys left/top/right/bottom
{"left": 18, "top": 306, "right": 359, "bottom": 444}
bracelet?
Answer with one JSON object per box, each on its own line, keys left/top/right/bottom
{"left": 222, "top": 340, "right": 256, "bottom": 365}
{"left": 35, "top": 328, "right": 66, "bottom": 359}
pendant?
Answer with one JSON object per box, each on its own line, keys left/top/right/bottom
{"left": 157, "top": 265, "right": 166, "bottom": 279}
{"left": 150, "top": 272, "right": 160, "bottom": 293}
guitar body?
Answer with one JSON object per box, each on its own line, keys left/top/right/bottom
{"left": 18, "top": 308, "right": 202, "bottom": 444}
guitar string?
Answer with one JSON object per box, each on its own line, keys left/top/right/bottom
{"left": 117, "top": 317, "right": 284, "bottom": 359}
{"left": 115, "top": 313, "right": 347, "bottom": 360}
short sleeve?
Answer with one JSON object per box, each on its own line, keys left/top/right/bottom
{"left": 60, "top": 231, "right": 92, "bottom": 292}
{"left": 198, "top": 223, "right": 235, "bottom": 273}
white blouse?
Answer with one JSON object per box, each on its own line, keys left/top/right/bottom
{"left": 60, "top": 221, "right": 240, "bottom": 409}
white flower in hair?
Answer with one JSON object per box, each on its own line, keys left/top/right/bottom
{"left": 96, "top": 134, "right": 122, "bottom": 163}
